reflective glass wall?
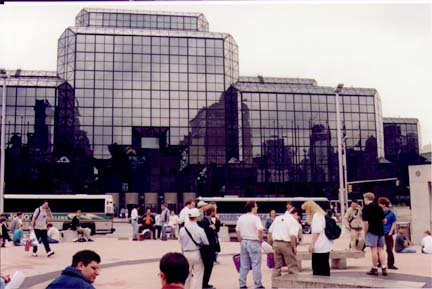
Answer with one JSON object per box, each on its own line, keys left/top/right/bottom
{"left": 228, "top": 77, "right": 384, "bottom": 196}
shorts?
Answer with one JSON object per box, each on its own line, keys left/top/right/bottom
{"left": 365, "top": 232, "right": 385, "bottom": 247}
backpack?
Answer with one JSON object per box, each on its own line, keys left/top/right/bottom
{"left": 324, "top": 215, "right": 341, "bottom": 240}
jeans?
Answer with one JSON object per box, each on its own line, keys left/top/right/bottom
{"left": 131, "top": 219, "right": 138, "bottom": 240}
{"left": 239, "top": 240, "right": 262, "bottom": 288}
{"left": 47, "top": 237, "right": 59, "bottom": 244}
{"left": 399, "top": 247, "right": 416, "bottom": 253}
{"left": 161, "top": 222, "right": 167, "bottom": 240}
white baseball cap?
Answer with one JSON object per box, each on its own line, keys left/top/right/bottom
{"left": 197, "top": 201, "right": 208, "bottom": 208}
{"left": 188, "top": 208, "right": 200, "bottom": 218}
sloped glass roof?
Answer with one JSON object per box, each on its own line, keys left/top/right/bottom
{"left": 4, "top": 70, "right": 65, "bottom": 87}
{"left": 383, "top": 117, "right": 419, "bottom": 124}
{"left": 233, "top": 82, "right": 377, "bottom": 96}
{"left": 68, "top": 26, "right": 232, "bottom": 41}
{"left": 239, "top": 76, "right": 317, "bottom": 86}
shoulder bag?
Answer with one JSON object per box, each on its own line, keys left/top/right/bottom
{"left": 184, "top": 227, "right": 212, "bottom": 264}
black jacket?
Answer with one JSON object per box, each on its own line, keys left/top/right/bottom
{"left": 198, "top": 216, "right": 220, "bottom": 253}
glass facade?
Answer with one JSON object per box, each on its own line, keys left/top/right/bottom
{"left": 222, "top": 77, "right": 384, "bottom": 197}
{"left": 0, "top": 70, "right": 93, "bottom": 193}
{"left": 75, "top": 8, "right": 209, "bottom": 32}
{"left": 2, "top": 8, "right": 423, "bottom": 204}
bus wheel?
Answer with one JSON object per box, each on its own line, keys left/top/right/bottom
{"left": 302, "top": 225, "right": 311, "bottom": 234}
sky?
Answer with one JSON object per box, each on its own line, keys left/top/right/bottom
{"left": 0, "top": 1, "right": 431, "bottom": 149}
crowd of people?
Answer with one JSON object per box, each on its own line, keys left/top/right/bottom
{"left": 1, "top": 194, "right": 432, "bottom": 289}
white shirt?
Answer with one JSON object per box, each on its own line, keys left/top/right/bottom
{"left": 179, "top": 222, "right": 209, "bottom": 251}
{"left": 421, "top": 235, "right": 432, "bottom": 254}
{"left": 48, "top": 227, "right": 61, "bottom": 241}
{"left": 268, "top": 214, "right": 299, "bottom": 242}
{"left": 235, "top": 213, "right": 263, "bottom": 241}
{"left": 131, "top": 208, "right": 138, "bottom": 221}
{"left": 155, "top": 214, "right": 161, "bottom": 226}
{"left": 33, "top": 206, "right": 48, "bottom": 230}
{"left": 179, "top": 207, "right": 191, "bottom": 225}
{"left": 311, "top": 213, "right": 333, "bottom": 253}
{"left": 169, "top": 215, "right": 179, "bottom": 227}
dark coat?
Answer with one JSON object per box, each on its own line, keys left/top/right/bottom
{"left": 198, "top": 216, "right": 220, "bottom": 253}
{"left": 46, "top": 266, "right": 95, "bottom": 289}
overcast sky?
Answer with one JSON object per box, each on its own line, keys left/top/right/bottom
{"left": 0, "top": 1, "right": 431, "bottom": 149}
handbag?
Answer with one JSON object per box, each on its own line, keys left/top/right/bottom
{"left": 24, "top": 240, "right": 31, "bottom": 251}
{"left": 184, "top": 227, "right": 212, "bottom": 264}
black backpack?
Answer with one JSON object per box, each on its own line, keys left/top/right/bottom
{"left": 324, "top": 215, "right": 341, "bottom": 240}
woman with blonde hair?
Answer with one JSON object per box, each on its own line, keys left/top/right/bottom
{"left": 301, "top": 200, "right": 333, "bottom": 276}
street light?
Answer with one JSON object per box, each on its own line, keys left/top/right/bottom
{"left": 335, "top": 83, "right": 346, "bottom": 231}
{"left": 0, "top": 69, "right": 8, "bottom": 213}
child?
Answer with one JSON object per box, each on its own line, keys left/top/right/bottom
{"left": 13, "top": 224, "right": 26, "bottom": 246}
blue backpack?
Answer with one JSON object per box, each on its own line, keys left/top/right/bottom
{"left": 324, "top": 215, "right": 341, "bottom": 240}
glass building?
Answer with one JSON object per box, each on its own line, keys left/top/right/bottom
{"left": 220, "top": 76, "right": 384, "bottom": 197}
{"left": 1, "top": 8, "right": 424, "bottom": 207}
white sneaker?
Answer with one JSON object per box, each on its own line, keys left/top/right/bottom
{"left": 32, "top": 253, "right": 38, "bottom": 257}
{"left": 47, "top": 251, "right": 55, "bottom": 257}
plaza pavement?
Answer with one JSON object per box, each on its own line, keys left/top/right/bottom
{"left": 1, "top": 224, "right": 431, "bottom": 289}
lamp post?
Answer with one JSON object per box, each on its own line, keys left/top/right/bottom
{"left": 335, "top": 83, "right": 346, "bottom": 231}
{"left": 0, "top": 69, "right": 8, "bottom": 213}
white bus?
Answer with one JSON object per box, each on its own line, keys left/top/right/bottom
{"left": 4, "top": 194, "right": 115, "bottom": 234}
{"left": 196, "top": 196, "right": 333, "bottom": 234}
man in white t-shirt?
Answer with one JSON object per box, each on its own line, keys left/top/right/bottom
{"left": 131, "top": 205, "right": 139, "bottom": 241}
{"left": 421, "top": 230, "right": 432, "bottom": 254}
{"left": 268, "top": 213, "right": 299, "bottom": 277}
{"left": 179, "top": 200, "right": 196, "bottom": 228}
{"left": 235, "top": 201, "right": 264, "bottom": 289}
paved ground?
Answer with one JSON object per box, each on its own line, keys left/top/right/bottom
{"left": 1, "top": 222, "right": 431, "bottom": 288}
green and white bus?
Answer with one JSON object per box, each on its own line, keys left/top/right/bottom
{"left": 4, "top": 194, "right": 115, "bottom": 234}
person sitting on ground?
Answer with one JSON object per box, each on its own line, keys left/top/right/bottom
{"left": 10, "top": 212, "right": 23, "bottom": 235}
{"left": 47, "top": 224, "right": 61, "bottom": 243}
{"left": 0, "top": 214, "right": 12, "bottom": 247}
{"left": 421, "top": 230, "right": 432, "bottom": 254}
{"left": 159, "top": 252, "right": 190, "bottom": 289}
{"left": 71, "top": 210, "right": 93, "bottom": 242}
{"left": 13, "top": 223, "right": 26, "bottom": 246}
{"left": 395, "top": 226, "right": 416, "bottom": 253}
{"left": 46, "top": 250, "right": 101, "bottom": 289}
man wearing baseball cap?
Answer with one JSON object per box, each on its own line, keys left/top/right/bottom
{"left": 179, "top": 208, "right": 209, "bottom": 289}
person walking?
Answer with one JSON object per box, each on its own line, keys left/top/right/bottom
{"left": 362, "top": 192, "right": 387, "bottom": 276}
{"left": 159, "top": 252, "right": 190, "bottom": 289}
{"left": 46, "top": 250, "right": 101, "bottom": 289}
{"left": 131, "top": 205, "right": 139, "bottom": 241}
{"left": 235, "top": 200, "right": 265, "bottom": 289}
{"left": 30, "top": 201, "right": 54, "bottom": 257}
{"left": 267, "top": 211, "right": 299, "bottom": 277}
{"left": 160, "top": 203, "right": 170, "bottom": 241}
{"left": 179, "top": 208, "right": 209, "bottom": 289}
{"left": 301, "top": 200, "right": 333, "bottom": 276}
{"left": 378, "top": 197, "right": 398, "bottom": 269}
{"left": 198, "top": 204, "right": 218, "bottom": 289}
{"left": 344, "top": 200, "right": 364, "bottom": 251}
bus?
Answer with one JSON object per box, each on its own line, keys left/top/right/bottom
{"left": 3, "top": 194, "right": 115, "bottom": 234}
{"left": 196, "top": 196, "right": 332, "bottom": 234}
